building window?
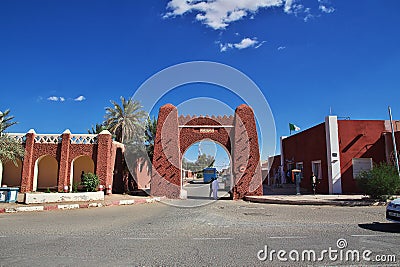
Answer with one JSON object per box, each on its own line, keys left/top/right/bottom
{"left": 312, "top": 160, "right": 322, "bottom": 180}
{"left": 352, "top": 158, "right": 373, "bottom": 179}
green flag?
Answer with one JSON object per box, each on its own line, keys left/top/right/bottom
{"left": 289, "top": 123, "right": 300, "bottom": 131}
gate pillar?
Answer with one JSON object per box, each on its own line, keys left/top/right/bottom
{"left": 151, "top": 104, "right": 181, "bottom": 198}
{"left": 232, "top": 105, "right": 263, "bottom": 199}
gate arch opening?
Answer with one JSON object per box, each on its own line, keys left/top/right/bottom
{"left": 181, "top": 139, "right": 232, "bottom": 200}
{"left": 0, "top": 159, "right": 23, "bottom": 187}
{"left": 70, "top": 155, "right": 95, "bottom": 191}
{"left": 33, "top": 155, "right": 58, "bottom": 191}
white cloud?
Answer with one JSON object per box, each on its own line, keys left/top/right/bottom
{"left": 47, "top": 96, "right": 58, "bottom": 101}
{"left": 302, "top": 7, "right": 314, "bottom": 22}
{"left": 284, "top": 0, "right": 294, "bottom": 13}
{"left": 234, "top": 38, "right": 258, "bottom": 49}
{"left": 254, "top": 40, "right": 267, "bottom": 49}
{"left": 165, "top": 0, "right": 335, "bottom": 29}
{"left": 164, "top": 0, "right": 289, "bottom": 30}
{"left": 319, "top": 5, "right": 334, "bottom": 13}
{"left": 219, "top": 43, "right": 233, "bottom": 52}
{"left": 47, "top": 96, "right": 63, "bottom": 102}
{"left": 74, "top": 95, "right": 86, "bottom": 102}
{"left": 304, "top": 13, "right": 314, "bottom": 22}
{"left": 165, "top": 0, "right": 335, "bottom": 51}
{"left": 46, "top": 95, "right": 86, "bottom": 102}
{"left": 219, "top": 37, "right": 264, "bottom": 52}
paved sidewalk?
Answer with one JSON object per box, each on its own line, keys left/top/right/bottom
{"left": 244, "top": 194, "right": 389, "bottom": 206}
{"left": 0, "top": 193, "right": 163, "bottom": 214}
{"left": 1, "top": 192, "right": 392, "bottom": 214}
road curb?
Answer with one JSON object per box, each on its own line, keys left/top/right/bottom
{"left": 0, "top": 197, "right": 164, "bottom": 214}
{"left": 244, "top": 196, "right": 385, "bottom": 206}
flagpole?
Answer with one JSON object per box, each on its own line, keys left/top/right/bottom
{"left": 388, "top": 106, "right": 400, "bottom": 177}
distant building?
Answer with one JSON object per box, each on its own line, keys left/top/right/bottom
{"left": 267, "top": 116, "right": 400, "bottom": 194}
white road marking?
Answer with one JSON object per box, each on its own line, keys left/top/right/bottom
{"left": 351, "top": 234, "right": 391, "bottom": 237}
{"left": 193, "top": 237, "right": 233, "bottom": 240}
{"left": 269, "top": 236, "right": 307, "bottom": 239}
{"left": 122, "top": 237, "right": 159, "bottom": 240}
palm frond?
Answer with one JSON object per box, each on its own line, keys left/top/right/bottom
{"left": 103, "top": 97, "right": 148, "bottom": 143}
{"left": 0, "top": 109, "right": 18, "bottom": 133}
{"left": 0, "top": 134, "right": 25, "bottom": 165}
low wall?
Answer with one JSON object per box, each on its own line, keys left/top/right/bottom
{"left": 24, "top": 191, "right": 104, "bottom": 204}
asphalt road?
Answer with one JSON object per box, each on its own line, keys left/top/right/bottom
{"left": 177, "top": 182, "right": 231, "bottom": 207}
{"left": 0, "top": 200, "right": 399, "bottom": 266}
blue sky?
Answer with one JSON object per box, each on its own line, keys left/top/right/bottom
{"left": 1, "top": 0, "right": 400, "bottom": 161}
{"left": 183, "top": 140, "right": 230, "bottom": 172}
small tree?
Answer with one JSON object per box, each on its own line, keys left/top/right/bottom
{"left": 81, "top": 172, "right": 100, "bottom": 192}
{"left": 356, "top": 162, "right": 400, "bottom": 200}
{"left": 0, "top": 109, "right": 24, "bottom": 165}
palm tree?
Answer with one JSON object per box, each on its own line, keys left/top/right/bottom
{"left": 104, "top": 97, "right": 147, "bottom": 143}
{"left": 145, "top": 116, "right": 157, "bottom": 164}
{"left": 104, "top": 97, "right": 147, "bottom": 193}
{"left": 0, "top": 135, "right": 25, "bottom": 165}
{"left": 0, "top": 109, "right": 24, "bottom": 165}
{"left": 123, "top": 116, "right": 157, "bottom": 192}
{"left": 0, "top": 109, "right": 17, "bottom": 133}
{"left": 87, "top": 123, "right": 107, "bottom": 134}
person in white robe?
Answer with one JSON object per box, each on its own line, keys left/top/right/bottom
{"left": 212, "top": 178, "right": 219, "bottom": 200}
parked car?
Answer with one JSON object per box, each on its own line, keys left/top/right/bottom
{"left": 386, "top": 198, "right": 400, "bottom": 223}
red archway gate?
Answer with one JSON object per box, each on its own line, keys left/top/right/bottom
{"left": 151, "top": 104, "right": 263, "bottom": 200}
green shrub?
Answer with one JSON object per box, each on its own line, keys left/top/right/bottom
{"left": 356, "top": 162, "right": 400, "bottom": 200}
{"left": 72, "top": 183, "right": 79, "bottom": 193}
{"left": 81, "top": 172, "right": 100, "bottom": 192}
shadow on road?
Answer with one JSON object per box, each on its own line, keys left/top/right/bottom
{"left": 188, "top": 180, "right": 207, "bottom": 184}
{"left": 358, "top": 222, "right": 400, "bottom": 233}
{"left": 187, "top": 196, "right": 212, "bottom": 200}
{"left": 186, "top": 195, "right": 232, "bottom": 200}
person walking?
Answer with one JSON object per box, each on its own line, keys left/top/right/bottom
{"left": 311, "top": 173, "right": 317, "bottom": 195}
{"left": 212, "top": 177, "right": 219, "bottom": 200}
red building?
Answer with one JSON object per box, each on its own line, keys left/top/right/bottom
{"left": 0, "top": 129, "right": 125, "bottom": 193}
{"left": 270, "top": 116, "right": 400, "bottom": 194}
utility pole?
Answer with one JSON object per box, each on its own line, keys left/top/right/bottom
{"left": 0, "top": 111, "right": 3, "bottom": 134}
{"left": 388, "top": 106, "right": 400, "bottom": 177}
